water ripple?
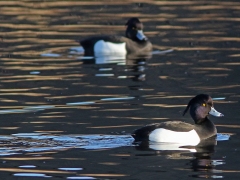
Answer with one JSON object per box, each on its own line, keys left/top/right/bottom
{"left": 0, "top": 133, "right": 230, "bottom": 156}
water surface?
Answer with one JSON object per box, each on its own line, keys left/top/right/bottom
{"left": 0, "top": 0, "right": 240, "bottom": 179}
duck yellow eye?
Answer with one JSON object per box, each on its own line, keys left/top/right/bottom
{"left": 202, "top": 103, "right": 206, "bottom": 107}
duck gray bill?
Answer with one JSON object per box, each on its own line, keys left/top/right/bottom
{"left": 209, "top": 107, "right": 224, "bottom": 117}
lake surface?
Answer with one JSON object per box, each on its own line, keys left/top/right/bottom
{"left": 0, "top": 0, "right": 240, "bottom": 179}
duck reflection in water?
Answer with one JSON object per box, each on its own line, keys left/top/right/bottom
{"left": 81, "top": 54, "right": 151, "bottom": 82}
{"left": 135, "top": 137, "right": 224, "bottom": 177}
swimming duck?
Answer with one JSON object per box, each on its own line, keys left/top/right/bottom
{"left": 79, "top": 18, "right": 152, "bottom": 56}
{"left": 132, "top": 94, "right": 224, "bottom": 146}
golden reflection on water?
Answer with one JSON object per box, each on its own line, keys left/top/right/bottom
{"left": 0, "top": 168, "right": 72, "bottom": 174}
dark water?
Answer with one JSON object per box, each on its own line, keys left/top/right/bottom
{"left": 0, "top": 0, "right": 240, "bottom": 179}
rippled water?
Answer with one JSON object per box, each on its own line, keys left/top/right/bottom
{"left": 0, "top": 133, "right": 230, "bottom": 153}
{"left": 1, "top": 0, "right": 240, "bottom": 179}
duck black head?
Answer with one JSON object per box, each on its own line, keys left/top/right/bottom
{"left": 125, "top": 18, "right": 148, "bottom": 42}
{"left": 183, "top": 94, "right": 224, "bottom": 124}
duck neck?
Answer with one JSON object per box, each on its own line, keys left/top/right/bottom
{"left": 194, "top": 117, "right": 217, "bottom": 139}
{"left": 195, "top": 117, "right": 212, "bottom": 125}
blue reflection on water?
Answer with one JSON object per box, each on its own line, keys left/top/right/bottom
{"left": 0, "top": 96, "right": 135, "bottom": 114}
{"left": 58, "top": 168, "right": 83, "bottom": 171}
{"left": 14, "top": 173, "right": 52, "bottom": 178}
{"left": 216, "top": 133, "right": 230, "bottom": 141}
{"left": 0, "top": 133, "right": 230, "bottom": 156}
{"left": 67, "top": 177, "right": 96, "bottom": 179}
{"left": 18, "top": 165, "right": 36, "bottom": 168}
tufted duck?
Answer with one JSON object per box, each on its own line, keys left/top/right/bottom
{"left": 132, "top": 94, "right": 224, "bottom": 146}
{"left": 79, "top": 18, "right": 152, "bottom": 57}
